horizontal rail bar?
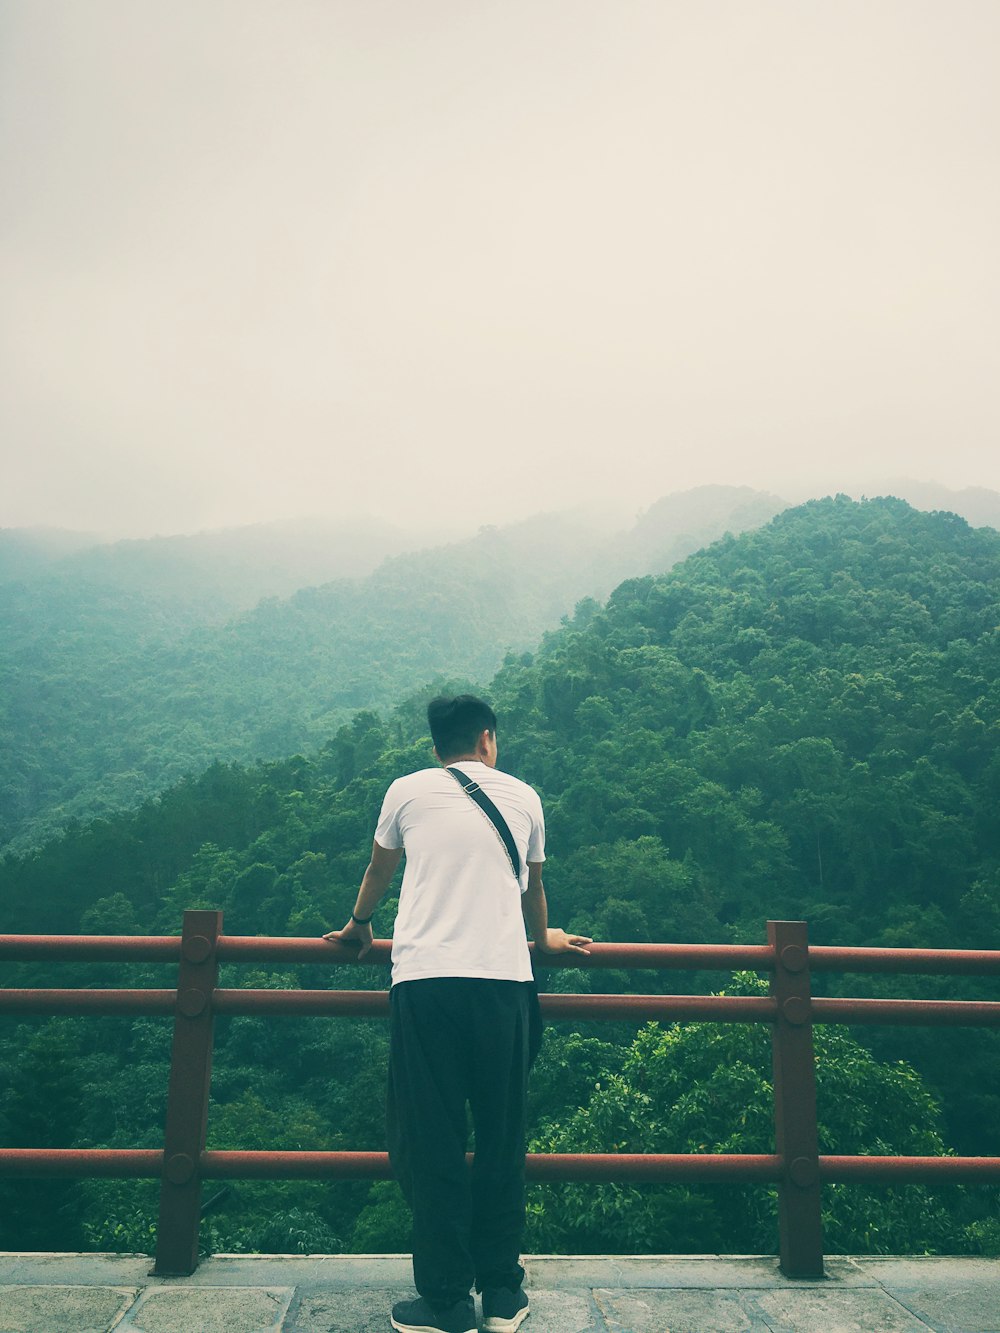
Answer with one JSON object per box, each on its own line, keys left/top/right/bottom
{"left": 200, "top": 1150, "right": 394, "bottom": 1180}
{"left": 813, "top": 998, "right": 1000, "bottom": 1027}
{"left": 526, "top": 1153, "right": 784, "bottom": 1182}
{"left": 540, "top": 942, "right": 778, "bottom": 971}
{"left": 7, "top": 990, "right": 998, "bottom": 1026}
{"left": 107, "top": 992, "right": 863, "bottom": 1024}
{"left": 217, "top": 938, "right": 394, "bottom": 966}
{"left": 210, "top": 991, "right": 779, "bottom": 1022}
{"left": 5, "top": 1148, "right": 998, "bottom": 1185}
{"left": 0, "top": 935, "right": 181, "bottom": 962}
{"left": 538, "top": 995, "right": 778, "bottom": 1021}
{"left": 216, "top": 937, "right": 777, "bottom": 970}
{"left": 213, "top": 989, "right": 388, "bottom": 1017}
{"left": 819, "top": 1155, "right": 1000, "bottom": 1182}
{"left": 0, "top": 1149, "right": 780, "bottom": 1183}
{"left": 810, "top": 945, "right": 1000, "bottom": 976}
{"left": 1, "top": 935, "right": 772, "bottom": 971}
{"left": 4, "top": 933, "right": 999, "bottom": 976}
{"left": 200, "top": 1150, "right": 785, "bottom": 1182}
{"left": 0, "top": 1149, "right": 162, "bottom": 1177}
{"left": 0, "top": 989, "right": 176, "bottom": 1015}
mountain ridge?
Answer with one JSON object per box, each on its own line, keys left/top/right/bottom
{"left": 4, "top": 481, "right": 999, "bottom": 854}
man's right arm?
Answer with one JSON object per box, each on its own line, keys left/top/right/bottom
{"left": 522, "top": 861, "right": 592, "bottom": 956}
{"left": 322, "top": 840, "right": 402, "bottom": 959}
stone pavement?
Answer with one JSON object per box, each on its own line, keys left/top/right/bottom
{"left": 0, "top": 1252, "right": 997, "bottom": 1333}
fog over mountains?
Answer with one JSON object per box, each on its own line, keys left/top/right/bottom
{"left": 0, "top": 516, "right": 413, "bottom": 619}
{"left": 5, "top": 478, "right": 999, "bottom": 598}
{"left": 2, "top": 480, "right": 998, "bottom": 853}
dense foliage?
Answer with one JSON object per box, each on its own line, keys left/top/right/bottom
{"left": 1, "top": 496, "right": 998, "bottom": 1256}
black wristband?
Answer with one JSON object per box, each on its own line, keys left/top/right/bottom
{"left": 351, "top": 911, "right": 373, "bottom": 926}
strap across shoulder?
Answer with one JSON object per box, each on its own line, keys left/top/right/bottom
{"left": 446, "top": 766, "right": 522, "bottom": 880}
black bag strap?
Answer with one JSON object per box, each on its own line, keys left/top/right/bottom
{"left": 446, "top": 766, "right": 522, "bottom": 881}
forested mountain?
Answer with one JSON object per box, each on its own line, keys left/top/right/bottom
{"left": 2, "top": 496, "right": 998, "bottom": 1259}
{"left": 0, "top": 486, "right": 786, "bottom": 852}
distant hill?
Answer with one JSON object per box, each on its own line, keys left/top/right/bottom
{"left": 609, "top": 484, "right": 788, "bottom": 582}
{"left": 859, "top": 479, "right": 1000, "bottom": 531}
{"left": 0, "top": 487, "right": 787, "bottom": 851}
{"left": 0, "top": 527, "right": 101, "bottom": 582}
{"left": 0, "top": 516, "right": 414, "bottom": 622}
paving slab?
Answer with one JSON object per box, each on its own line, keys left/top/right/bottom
{"left": 283, "top": 1287, "right": 412, "bottom": 1333}
{"left": 116, "top": 1286, "right": 294, "bottom": 1333}
{"left": 859, "top": 1256, "right": 1000, "bottom": 1287}
{"left": 754, "top": 1285, "right": 933, "bottom": 1332}
{"left": 506, "top": 1290, "right": 603, "bottom": 1333}
{"left": 595, "top": 1286, "right": 761, "bottom": 1332}
{"left": 888, "top": 1285, "right": 1000, "bottom": 1333}
{"left": 0, "top": 1284, "right": 138, "bottom": 1333}
{"left": 525, "top": 1254, "right": 869, "bottom": 1288}
{"left": 194, "top": 1255, "right": 414, "bottom": 1288}
{"left": 0, "top": 1254, "right": 152, "bottom": 1285}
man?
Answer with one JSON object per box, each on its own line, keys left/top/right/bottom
{"left": 324, "top": 694, "right": 591, "bottom": 1333}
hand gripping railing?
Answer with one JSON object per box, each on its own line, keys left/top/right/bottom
{"left": 2, "top": 912, "right": 999, "bottom": 1278}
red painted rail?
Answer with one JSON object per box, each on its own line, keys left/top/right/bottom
{"left": 2, "top": 913, "right": 999, "bottom": 1280}
{"left": 7, "top": 1147, "right": 999, "bottom": 1184}
{"left": 7, "top": 933, "right": 1000, "bottom": 974}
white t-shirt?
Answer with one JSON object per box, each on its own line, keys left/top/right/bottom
{"left": 374, "top": 761, "right": 546, "bottom": 985}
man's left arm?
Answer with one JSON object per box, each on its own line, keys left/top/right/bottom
{"left": 522, "top": 861, "right": 592, "bottom": 956}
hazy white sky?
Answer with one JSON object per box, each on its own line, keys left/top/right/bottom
{"left": 2, "top": 1, "right": 999, "bottom": 537}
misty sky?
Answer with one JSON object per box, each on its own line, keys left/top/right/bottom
{"left": 2, "top": 1, "right": 999, "bottom": 538}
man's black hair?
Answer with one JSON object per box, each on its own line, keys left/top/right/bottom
{"left": 427, "top": 694, "right": 497, "bottom": 760}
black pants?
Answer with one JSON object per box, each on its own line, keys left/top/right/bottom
{"left": 387, "top": 977, "right": 533, "bottom": 1308}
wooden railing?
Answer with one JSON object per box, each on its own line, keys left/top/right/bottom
{"left": 2, "top": 913, "right": 999, "bottom": 1277}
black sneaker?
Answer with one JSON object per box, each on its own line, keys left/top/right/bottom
{"left": 390, "top": 1294, "right": 477, "bottom": 1333}
{"left": 482, "top": 1286, "right": 530, "bottom": 1331}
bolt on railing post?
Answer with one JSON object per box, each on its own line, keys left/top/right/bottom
{"left": 768, "top": 920, "right": 824, "bottom": 1278}
{"left": 152, "top": 909, "right": 222, "bottom": 1276}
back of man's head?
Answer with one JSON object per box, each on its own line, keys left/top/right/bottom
{"left": 428, "top": 694, "right": 497, "bottom": 761}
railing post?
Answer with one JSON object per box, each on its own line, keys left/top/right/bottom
{"left": 152, "top": 909, "right": 221, "bottom": 1276}
{"left": 768, "top": 920, "right": 824, "bottom": 1278}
